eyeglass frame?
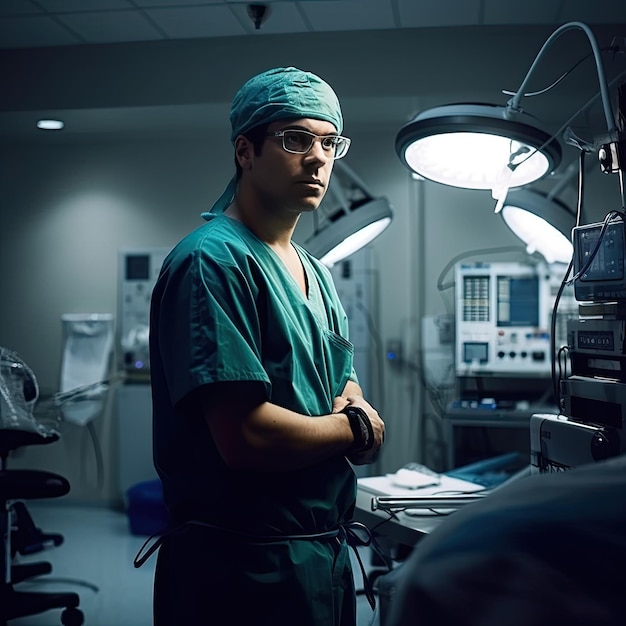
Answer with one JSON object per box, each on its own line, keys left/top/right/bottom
{"left": 266, "top": 128, "right": 351, "bottom": 160}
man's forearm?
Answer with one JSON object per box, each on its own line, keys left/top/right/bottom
{"left": 205, "top": 400, "right": 355, "bottom": 472}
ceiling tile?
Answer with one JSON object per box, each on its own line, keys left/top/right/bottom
{"left": 146, "top": 5, "right": 245, "bottom": 38}
{"left": 34, "top": 0, "right": 134, "bottom": 11}
{"left": 557, "top": 0, "right": 626, "bottom": 24}
{"left": 397, "top": 0, "right": 481, "bottom": 28}
{"left": 483, "top": 0, "right": 560, "bottom": 25}
{"left": 299, "top": 0, "right": 395, "bottom": 32}
{"left": 0, "top": 15, "right": 81, "bottom": 48}
{"left": 57, "top": 10, "right": 164, "bottom": 44}
{"left": 0, "top": 0, "right": 46, "bottom": 17}
{"left": 134, "top": 0, "right": 223, "bottom": 6}
{"left": 1, "top": 0, "right": 625, "bottom": 51}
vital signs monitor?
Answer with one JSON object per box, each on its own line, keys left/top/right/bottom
{"left": 455, "top": 261, "right": 575, "bottom": 377}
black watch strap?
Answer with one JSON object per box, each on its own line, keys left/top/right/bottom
{"left": 342, "top": 406, "right": 375, "bottom": 452}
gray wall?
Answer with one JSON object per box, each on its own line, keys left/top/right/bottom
{"left": 1, "top": 24, "right": 624, "bottom": 504}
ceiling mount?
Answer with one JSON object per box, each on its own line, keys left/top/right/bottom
{"left": 394, "top": 21, "right": 619, "bottom": 197}
{"left": 247, "top": 4, "right": 270, "bottom": 30}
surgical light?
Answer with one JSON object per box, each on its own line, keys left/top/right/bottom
{"left": 304, "top": 162, "right": 393, "bottom": 267}
{"left": 396, "top": 104, "right": 561, "bottom": 191}
{"left": 499, "top": 189, "right": 574, "bottom": 265}
{"left": 395, "top": 22, "right": 619, "bottom": 196}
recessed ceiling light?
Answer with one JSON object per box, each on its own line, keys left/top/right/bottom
{"left": 37, "top": 119, "right": 64, "bottom": 130}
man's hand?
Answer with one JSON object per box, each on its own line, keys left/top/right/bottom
{"left": 332, "top": 395, "right": 351, "bottom": 414}
{"left": 337, "top": 395, "right": 385, "bottom": 465}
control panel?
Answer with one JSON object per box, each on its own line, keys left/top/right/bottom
{"left": 455, "top": 261, "right": 575, "bottom": 377}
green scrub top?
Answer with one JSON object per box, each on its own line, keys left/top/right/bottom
{"left": 150, "top": 213, "right": 358, "bottom": 535}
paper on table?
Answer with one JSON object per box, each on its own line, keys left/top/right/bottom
{"left": 358, "top": 473, "right": 485, "bottom": 497}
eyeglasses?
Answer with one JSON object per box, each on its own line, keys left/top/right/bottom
{"left": 267, "top": 129, "right": 351, "bottom": 160}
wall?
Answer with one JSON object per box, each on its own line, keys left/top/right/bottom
{"left": 0, "top": 135, "right": 228, "bottom": 504}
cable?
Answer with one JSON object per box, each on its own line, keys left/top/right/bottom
{"left": 436, "top": 246, "right": 527, "bottom": 294}
{"left": 393, "top": 351, "right": 455, "bottom": 429}
{"left": 557, "top": 346, "right": 570, "bottom": 384}
{"left": 86, "top": 421, "right": 105, "bottom": 492}
{"left": 501, "top": 46, "right": 619, "bottom": 98}
{"left": 566, "top": 209, "right": 626, "bottom": 286}
{"left": 550, "top": 149, "right": 586, "bottom": 408}
{"left": 508, "top": 67, "right": 626, "bottom": 174}
{"left": 507, "top": 22, "right": 618, "bottom": 137}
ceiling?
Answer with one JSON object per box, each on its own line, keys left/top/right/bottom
{"left": 1, "top": 1, "right": 626, "bottom": 146}
{"left": 1, "top": 0, "right": 626, "bottom": 50}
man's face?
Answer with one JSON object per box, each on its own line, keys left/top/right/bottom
{"left": 244, "top": 117, "right": 337, "bottom": 216}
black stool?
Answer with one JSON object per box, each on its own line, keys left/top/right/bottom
{"left": 0, "top": 430, "right": 84, "bottom": 626}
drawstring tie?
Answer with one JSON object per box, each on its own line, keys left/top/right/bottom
{"left": 133, "top": 519, "right": 380, "bottom": 610}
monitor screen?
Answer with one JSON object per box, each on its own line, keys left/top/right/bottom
{"left": 497, "top": 275, "right": 539, "bottom": 327}
{"left": 125, "top": 254, "right": 151, "bottom": 281}
{"left": 572, "top": 221, "right": 626, "bottom": 301}
{"left": 575, "top": 222, "right": 624, "bottom": 282}
{"left": 463, "top": 342, "right": 488, "bottom": 363}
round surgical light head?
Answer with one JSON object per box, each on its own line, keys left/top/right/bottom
{"left": 306, "top": 196, "right": 393, "bottom": 268}
{"left": 500, "top": 189, "right": 574, "bottom": 265}
{"left": 395, "top": 104, "right": 561, "bottom": 190}
{"left": 319, "top": 216, "right": 391, "bottom": 268}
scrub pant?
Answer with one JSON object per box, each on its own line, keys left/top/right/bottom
{"left": 153, "top": 523, "right": 357, "bottom": 626}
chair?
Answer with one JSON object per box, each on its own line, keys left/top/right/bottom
{"left": 10, "top": 500, "right": 63, "bottom": 559}
{"left": 0, "top": 431, "right": 84, "bottom": 625}
{"left": 0, "top": 349, "right": 84, "bottom": 626}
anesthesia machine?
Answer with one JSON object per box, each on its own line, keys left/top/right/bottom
{"left": 455, "top": 260, "right": 576, "bottom": 379}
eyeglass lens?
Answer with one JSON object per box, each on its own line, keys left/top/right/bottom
{"left": 282, "top": 130, "right": 349, "bottom": 159}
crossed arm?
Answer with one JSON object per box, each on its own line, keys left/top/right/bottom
{"left": 202, "top": 379, "right": 385, "bottom": 472}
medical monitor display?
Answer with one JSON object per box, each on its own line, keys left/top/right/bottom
{"left": 572, "top": 220, "right": 626, "bottom": 301}
{"left": 455, "top": 261, "right": 575, "bottom": 378}
{"left": 463, "top": 342, "right": 488, "bottom": 364}
{"left": 125, "top": 254, "right": 151, "bottom": 281}
{"left": 497, "top": 275, "right": 539, "bottom": 327}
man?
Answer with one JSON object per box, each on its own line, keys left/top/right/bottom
{"left": 385, "top": 454, "right": 626, "bottom": 626}
{"left": 148, "top": 67, "right": 385, "bottom": 625}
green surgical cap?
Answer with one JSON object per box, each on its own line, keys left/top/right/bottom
{"left": 203, "top": 67, "right": 343, "bottom": 218}
{"left": 229, "top": 66, "right": 343, "bottom": 141}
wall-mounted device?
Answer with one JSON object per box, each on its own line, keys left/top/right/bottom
{"left": 455, "top": 261, "right": 575, "bottom": 377}
{"left": 118, "top": 248, "right": 169, "bottom": 377}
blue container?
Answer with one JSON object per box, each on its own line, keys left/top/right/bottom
{"left": 126, "top": 479, "right": 170, "bottom": 536}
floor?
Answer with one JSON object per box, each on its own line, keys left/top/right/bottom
{"left": 8, "top": 503, "right": 382, "bottom": 626}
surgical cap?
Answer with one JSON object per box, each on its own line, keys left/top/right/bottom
{"left": 202, "top": 67, "right": 343, "bottom": 218}
{"left": 229, "top": 66, "right": 343, "bottom": 141}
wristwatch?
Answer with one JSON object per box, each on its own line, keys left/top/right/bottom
{"left": 341, "top": 405, "right": 375, "bottom": 452}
